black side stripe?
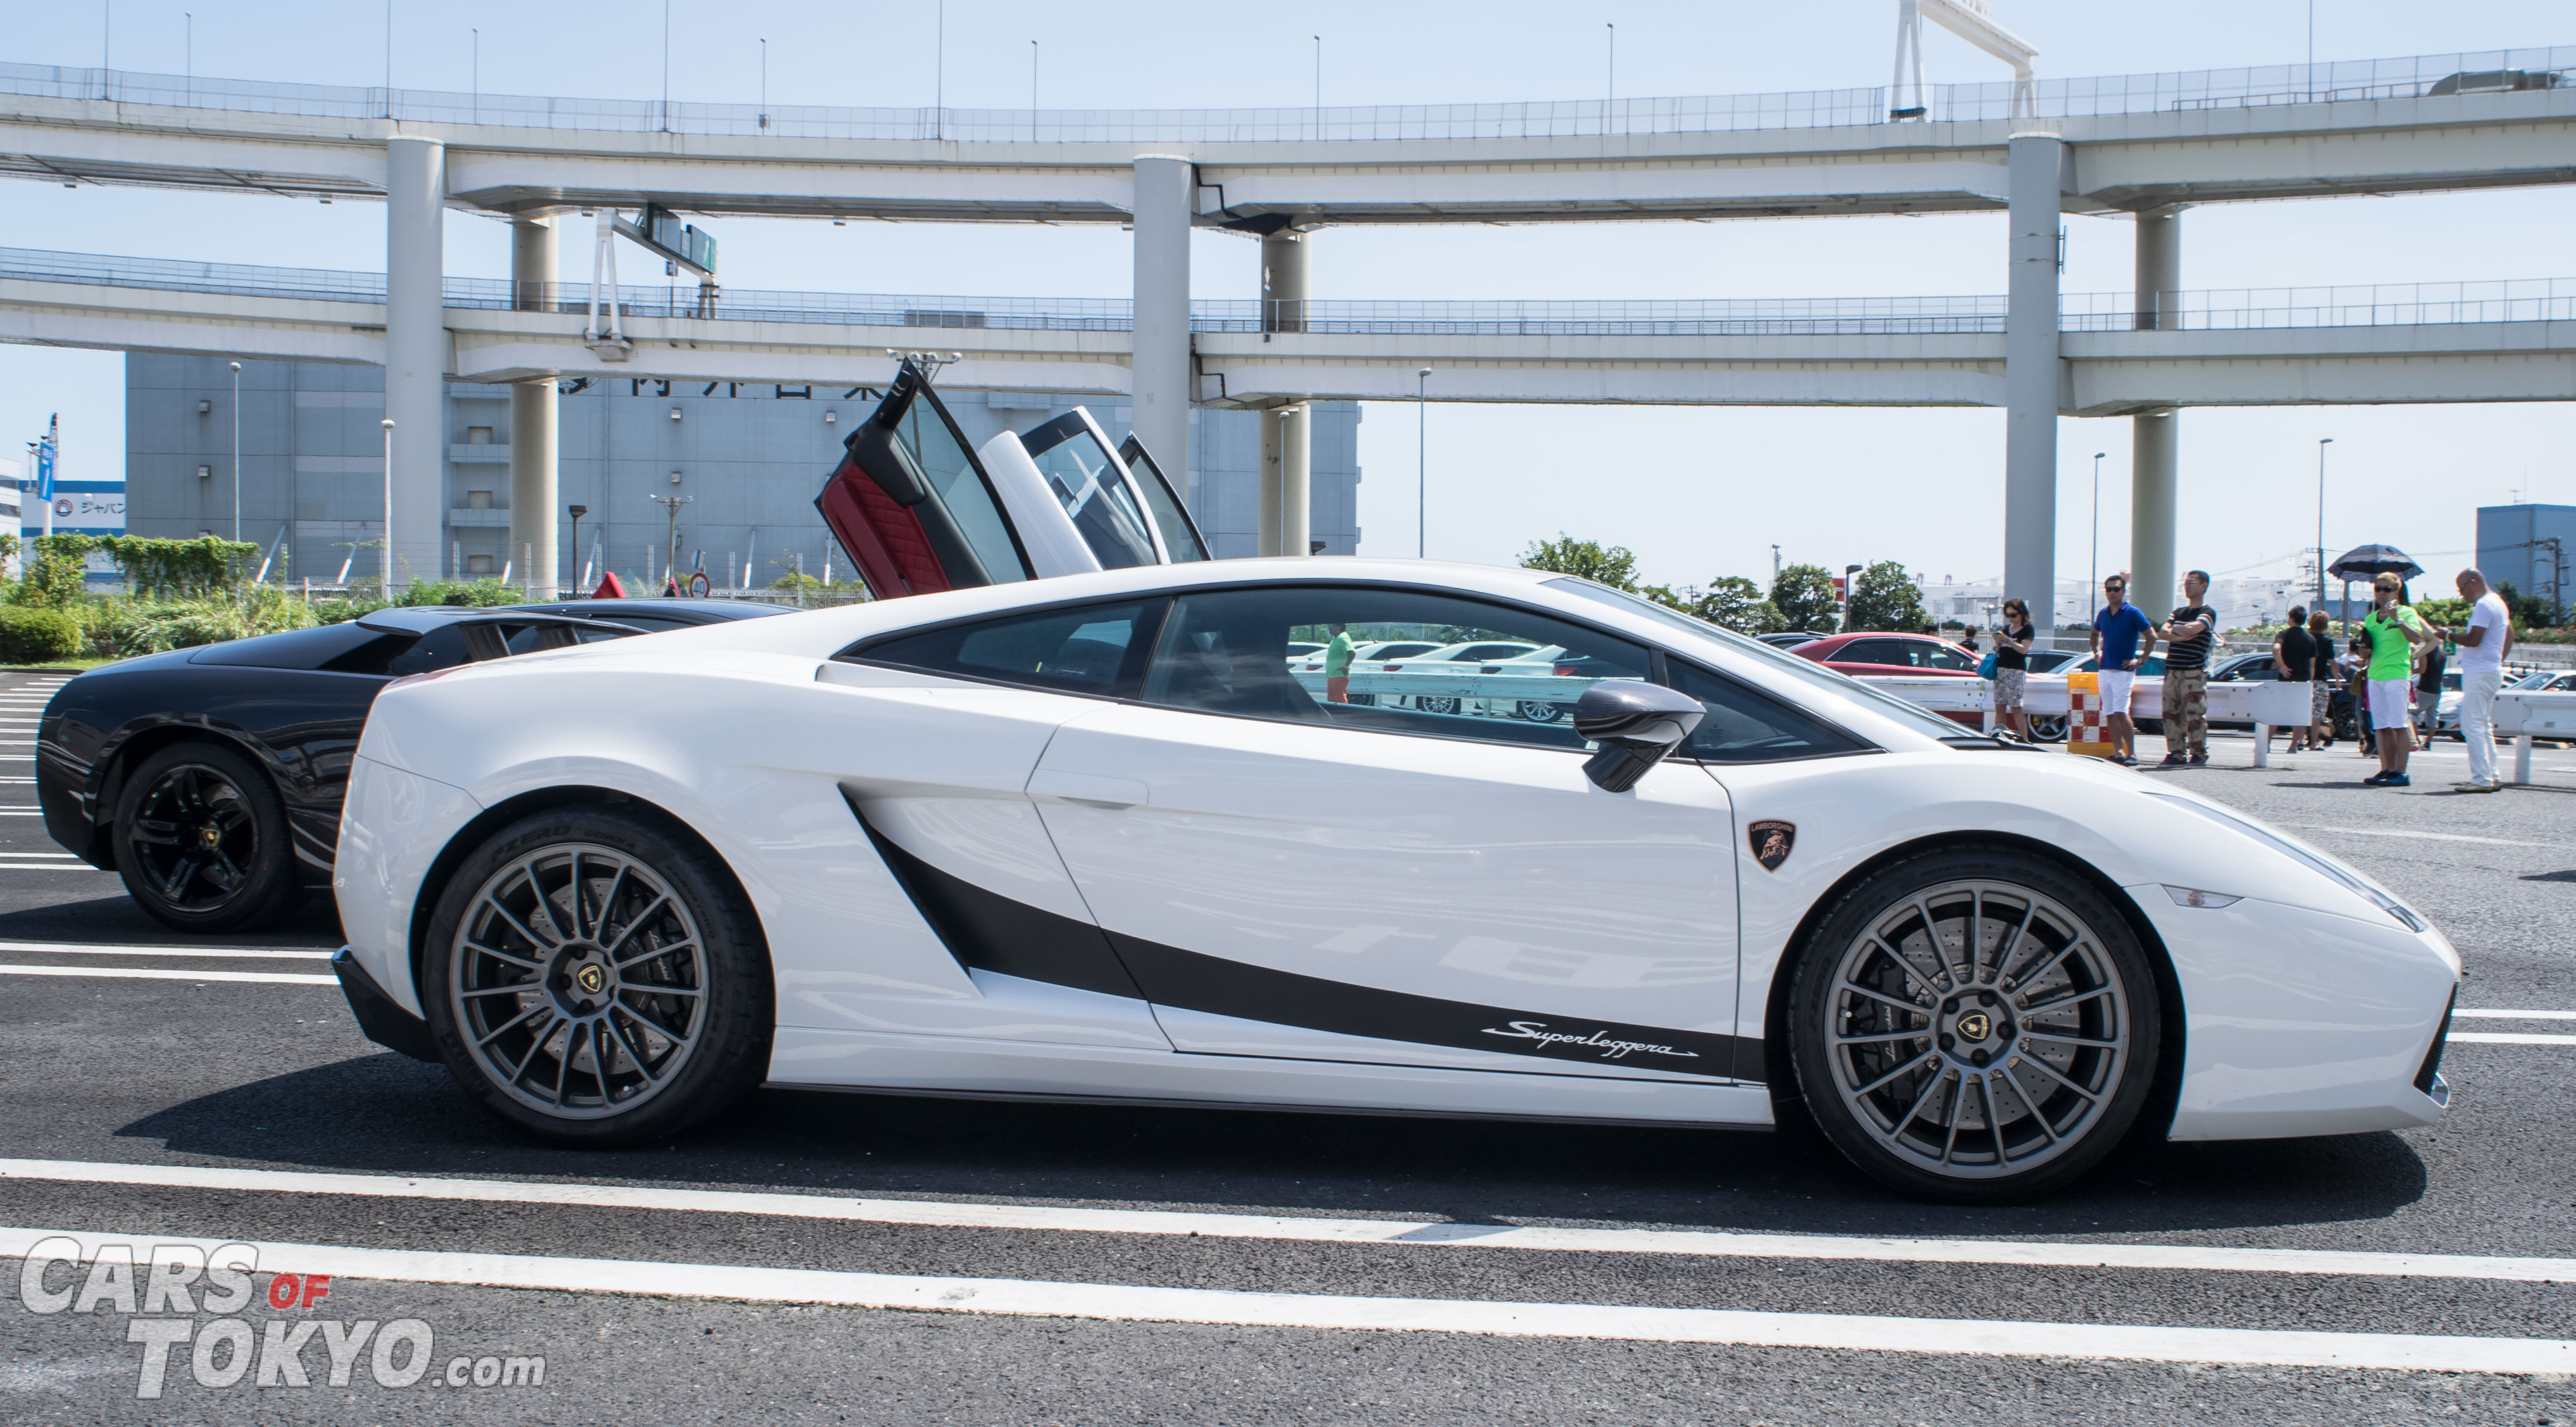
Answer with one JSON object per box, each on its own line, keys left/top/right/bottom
{"left": 849, "top": 793, "right": 1145, "bottom": 1000}
{"left": 847, "top": 792, "right": 1757, "bottom": 1083}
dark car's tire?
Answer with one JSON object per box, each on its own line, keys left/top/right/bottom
{"left": 420, "top": 807, "right": 771, "bottom": 1146}
{"left": 2024, "top": 713, "right": 2068, "bottom": 743}
{"left": 112, "top": 741, "right": 301, "bottom": 933}
{"left": 1786, "top": 845, "right": 2162, "bottom": 1203}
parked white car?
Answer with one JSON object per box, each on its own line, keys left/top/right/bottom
{"left": 333, "top": 560, "right": 2459, "bottom": 1203}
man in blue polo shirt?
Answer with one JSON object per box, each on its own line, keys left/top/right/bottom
{"left": 2090, "top": 574, "right": 2157, "bottom": 767}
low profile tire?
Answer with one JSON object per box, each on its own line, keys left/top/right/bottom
{"left": 2025, "top": 713, "right": 2068, "bottom": 743}
{"left": 420, "top": 807, "right": 772, "bottom": 1146}
{"left": 1417, "top": 696, "right": 1461, "bottom": 716}
{"left": 113, "top": 741, "right": 299, "bottom": 933}
{"left": 1786, "top": 845, "right": 2162, "bottom": 1203}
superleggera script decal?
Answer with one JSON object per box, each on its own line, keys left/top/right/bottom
{"left": 1480, "top": 1020, "right": 1701, "bottom": 1061}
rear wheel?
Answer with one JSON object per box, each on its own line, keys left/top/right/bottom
{"left": 2025, "top": 712, "right": 2068, "bottom": 743}
{"left": 113, "top": 742, "right": 299, "bottom": 933}
{"left": 421, "top": 807, "right": 771, "bottom": 1145}
{"left": 1787, "top": 845, "right": 2161, "bottom": 1203}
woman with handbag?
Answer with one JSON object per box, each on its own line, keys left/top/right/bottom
{"left": 1988, "top": 598, "right": 2035, "bottom": 739}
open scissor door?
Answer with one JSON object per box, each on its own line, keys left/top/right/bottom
{"left": 1116, "top": 433, "right": 1210, "bottom": 562}
{"left": 815, "top": 363, "right": 1034, "bottom": 598}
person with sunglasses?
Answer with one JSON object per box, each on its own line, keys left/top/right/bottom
{"left": 2090, "top": 575, "right": 2156, "bottom": 767}
{"left": 2359, "top": 574, "right": 2440, "bottom": 787}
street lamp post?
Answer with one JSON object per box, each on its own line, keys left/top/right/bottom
{"left": 2316, "top": 437, "right": 2333, "bottom": 629}
{"left": 379, "top": 418, "right": 396, "bottom": 591}
{"left": 1416, "top": 368, "right": 1432, "bottom": 559}
{"left": 2090, "top": 451, "right": 2105, "bottom": 620}
{"left": 228, "top": 360, "right": 241, "bottom": 544}
{"left": 567, "top": 504, "right": 587, "bottom": 594}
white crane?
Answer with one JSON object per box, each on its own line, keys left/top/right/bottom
{"left": 1889, "top": 0, "right": 2039, "bottom": 122}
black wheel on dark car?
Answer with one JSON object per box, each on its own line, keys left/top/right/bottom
{"left": 113, "top": 741, "right": 299, "bottom": 933}
{"left": 2025, "top": 712, "right": 2068, "bottom": 743}
{"left": 1787, "top": 845, "right": 2161, "bottom": 1203}
{"left": 420, "top": 807, "right": 771, "bottom": 1146}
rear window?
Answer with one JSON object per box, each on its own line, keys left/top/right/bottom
{"left": 190, "top": 622, "right": 401, "bottom": 670}
{"left": 852, "top": 599, "right": 1162, "bottom": 698}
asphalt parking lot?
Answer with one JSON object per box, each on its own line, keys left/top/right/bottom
{"left": 6, "top": 666, "right": 2576, "bottom": 1425}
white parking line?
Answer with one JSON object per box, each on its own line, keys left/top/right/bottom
{"left": 2283, "top": 823, "right": 2563, "bottom": 849}
{"left": 0, "top": 863, "right": 111, "bottom": 872}
{"left": 0, "top": 943, "right": 333, "bottom": 960}
{"left": 2, "top": 1226, "right": 2567, "bottom": 1374}
{"left": 2451, "top": 1032, "right": 2576, "bottom": 1046}
{"left": 2456, "top": 1009, "right": 2576, "bottom": 1020}
{"left": 6, "top": 1157, "right": 2574, "bottom": 1286}
{"left": 0, "top": 964, "right": 336, "bottom": 985}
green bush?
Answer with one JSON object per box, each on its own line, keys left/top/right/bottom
{"left": 0, "top": 607, "right": 84, "bottom": 664}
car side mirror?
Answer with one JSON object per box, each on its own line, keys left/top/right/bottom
{"left": 1573, "top": 681, "right": 1706, "bottom": 793}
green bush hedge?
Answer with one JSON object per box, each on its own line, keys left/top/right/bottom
{"left": 0, "top": 607, "right": 84, "bottom": 664}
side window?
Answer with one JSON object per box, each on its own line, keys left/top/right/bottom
{"left": 851, "top": 599, "right": 1162, "bottom": 698}
{"left": 1139, "top": 585, "right": 1650, "bottom": 749}
{"left": 383, "top": 625, "right": 473, "bottom": 677}
{"left": 1921, "top": 644, "right": 1977, "bottom": 673}
{"left": 503, "top": 622, "right": 589, "bottom": 656}
{"left": 1667, "top": 661, "right": 1870, "bottom": 763}
{"left": 1836, "top": 640, "right": 1896, "bottom": 667}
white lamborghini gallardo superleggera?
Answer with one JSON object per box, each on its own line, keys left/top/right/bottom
{"left": 330, "top": 549, "right": 2460, "bottom": 1202}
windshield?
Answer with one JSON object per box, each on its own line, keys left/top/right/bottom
{"left": 1021, "top": 415, "right": 1159, "bottom": 570}
{"left": 1540, "top": 577, "right": 1970, "bottom": 744}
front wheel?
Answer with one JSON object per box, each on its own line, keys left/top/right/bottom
{"left": 2025, "top": 712, "right": 2068, "bottom": 743}
{"left": 1786, "top": 847, "right": 2161, "bottom": 1202}
{"left": 420, "top": 807, "right": 772, "bottom": 1145}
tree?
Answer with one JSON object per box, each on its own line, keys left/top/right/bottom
{"left": 1843, "top": 559, "right": 1930, "bottom": 632}
{"left": 1518, "top": 535, "right": 1640, "bottom": 592}
{"left": 1666, "top": 575, "right": 1784, "bottom": 634}
{"left": 1770, "top": 564, "right": 1841, "bottom": 632}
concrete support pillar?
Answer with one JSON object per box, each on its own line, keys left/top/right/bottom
{"left": 2002, "top": 133, "right": 2065, "bottom": 629}
{"left": 1261, "top": 229, "right": 1306, "bottom": 334}
{"left": 2130, "top": 410, "right": 2178, "bottom": 616}
{"left": 1258, "top": 407, "right": 1281, "bottom": 557}
{"left": 2129, "top": 206, "right": 2183, "bottom": 616}
{"left": 1130, "top": 155, "right": 1194, "bottom": 498}
{"left": 384, "top": 136, "right": 448, "bottom": 589}
{"left": 1257, "top": 229, "right": 1311, "bottom": 556}
{"left": 508, "top": 216, "right": 560, "bottom": 596}
{"left": 1280, "top": 405, "right": 1311, "bottom": 557}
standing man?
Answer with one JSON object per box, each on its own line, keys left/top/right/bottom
{"left": 2090, "top": 575, "right": 2156, "bottom": 768}
{"left": 2359, "top": 575, "right": 2439, "bottom": 787}
{"left": 1322, "top": 621, "right": 1355, "bottom": 705}
{"left": 2156, "top": 569, "right": 2218, "bottom": 768}
{"left": 2274, "top": 606, "right": 2318, "bottom": 753}
{"left": 2435, "top": 568, "right": 2512, "bottom": 792}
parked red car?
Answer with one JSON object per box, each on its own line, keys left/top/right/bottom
{"left": 1793, "top": 632, "right": 1984, "bottom": 725}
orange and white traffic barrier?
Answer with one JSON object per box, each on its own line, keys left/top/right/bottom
{"left": 2067, "top": 670, "right": 2117, "bottom": 759}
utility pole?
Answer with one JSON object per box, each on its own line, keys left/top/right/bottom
{"left": 1415, "top": 368, "right": 1432, "bottom": 558}
{"left": 567, "top": 504, "right": 587, "bottom": 593}
{"left": 2316, "top": 437, "right": 2333, "bottom": 627}
{"left": 379, "top": 418, "right": 396, "bottom": 589}
{"left": 228, "top": 361, "right": 242, "bottom": 542}
{"left": 649, "top": 493, "right": 691, "bottom": 592}
{"left": 2090, "top": 451, "right": 2105, "bottom": 612}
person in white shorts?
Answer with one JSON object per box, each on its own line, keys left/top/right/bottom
{"left": 2435, "top": 568, "right": 2513, "bottom": 792}
{"left": 2089, "top": 575, "right": 2157, "bottom": 766}
{"left": 2359, "top": 574, "right": 2440, "bottom": 788}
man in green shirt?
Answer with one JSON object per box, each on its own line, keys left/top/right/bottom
{"left": 1323, "top": 622, "right": 1356, "bottom": 704}
{"left": 2360, "top": 574, "right": 2439, "bottom": 787}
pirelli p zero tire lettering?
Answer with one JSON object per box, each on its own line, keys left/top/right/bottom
{"left": 1786, "top": 845, "right": 2162, "bottom": 1204}
{"left": 420, "top": 807, "right": 772, "bottom": 1146}
{"left": 113, "top": 741, "right": 300, "bottom": 933}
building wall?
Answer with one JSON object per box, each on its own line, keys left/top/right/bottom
{"left": 125, "top": 355, "right": 1361, "bottom": 589}
{"left": 2476, "top": 504, "right": 2574, "bottom": 618}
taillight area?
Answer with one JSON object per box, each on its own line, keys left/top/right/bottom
{"left": 1552, "top": 664, "right": 1577, "bottom": 677}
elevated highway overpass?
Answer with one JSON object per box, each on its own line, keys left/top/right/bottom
{"left": 1, "top": 45, "right": 2570, "bottom": 607}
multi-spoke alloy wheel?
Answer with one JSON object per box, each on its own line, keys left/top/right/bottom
{"left": 423, "top": 809, "right": 771, "bottom": 1145}
{"left": 1789, "top": 848, "right": 2160, "bottom": 1202}
{"left": 113, "top": 741, "right": 297, "bottom": 933}
{"left": 449, "top": 844, "right": 709, "bottom": 1121}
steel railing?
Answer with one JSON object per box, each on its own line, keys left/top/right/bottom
{"left": 5, "top": 248, "right": 2569, "bottom": 337}
{"left": 1, "top": 47, "right": 2566, "bottom": 141}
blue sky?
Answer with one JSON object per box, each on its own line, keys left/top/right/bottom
{"left": 3, "top": 0, "right": 2570, "bottom": 593}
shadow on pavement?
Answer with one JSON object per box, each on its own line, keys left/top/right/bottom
{"left": 117, "top": 1053, "right": 2430, "bottom": 1242}
{"left": 0, "top": 892, "right": 343, "bottom": 947}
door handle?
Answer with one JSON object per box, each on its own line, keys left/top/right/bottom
{"left": 1027, "top": 769, "right": 1149, "bottom": 807}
